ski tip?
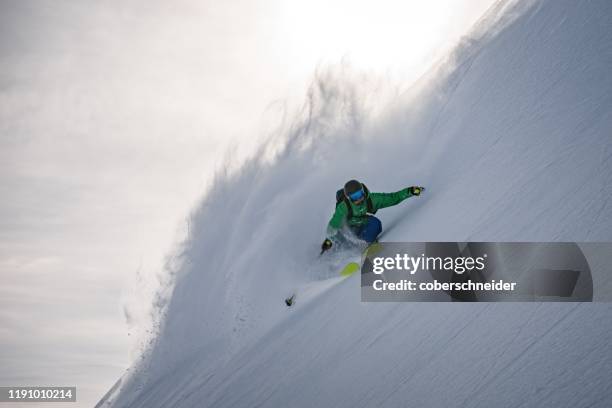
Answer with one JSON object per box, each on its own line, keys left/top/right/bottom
{"left": 340, "top": 262, "right": 360, "bottom": 277}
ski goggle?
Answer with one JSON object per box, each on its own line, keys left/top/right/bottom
{"left": 347, "top": 189, "right": 365, "bottom": 202}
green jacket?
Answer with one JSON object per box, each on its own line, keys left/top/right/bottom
{"left": 327, "top": 187, "right": 414, "bottom": 236}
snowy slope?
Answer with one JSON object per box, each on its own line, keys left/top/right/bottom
{"left": 100, "top": 0, "right": 612, "bottom": 406}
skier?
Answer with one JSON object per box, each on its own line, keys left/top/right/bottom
{"left": 321, "top": 180, "right": 424, "bottom": 253}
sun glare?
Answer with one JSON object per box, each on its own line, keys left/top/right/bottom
{"left": 279, "top": 0, "right": 488, "bottom": 81}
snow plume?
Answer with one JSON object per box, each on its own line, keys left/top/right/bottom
{"left": 155, "top": 65, "right": 394, "bottom": 356}
{"left": 111, "top": 62, "right": 399, "bottom": 394}
{"left": 103, "top": 0, "right": 612, "bottom": 406}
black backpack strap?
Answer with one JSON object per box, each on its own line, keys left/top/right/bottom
{"left": 362, "top": 184, "right": 377, "bottom": 214}
{"left": 336, "top": 189, "right": 345, "bottom": 204}
{"left": 343, "top": 196, "right": 353, "bottom": 219}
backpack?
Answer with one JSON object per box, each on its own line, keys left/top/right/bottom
{"left": 335, "top": 184, "right": 377, "bottom": 219}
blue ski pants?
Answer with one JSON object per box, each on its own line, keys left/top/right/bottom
{"left": 353, "top": 216, "right": 382, "bottom": 243}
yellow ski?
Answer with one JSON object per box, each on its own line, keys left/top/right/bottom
{"left": 339, "top": 262, "right": 360, "bottom": 277}
{"left": 339, "top": 242, "right": 383, "bottom": 277}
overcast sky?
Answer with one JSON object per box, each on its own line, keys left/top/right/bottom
{"left": 0, "top": 0, "right": 496, "bottom": 405}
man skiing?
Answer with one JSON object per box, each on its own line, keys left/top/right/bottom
{"left": 321, "top": 180, "right": 424, "bottom": 253}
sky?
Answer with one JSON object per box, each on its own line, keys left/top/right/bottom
{"left": 0, "top": 0, "right": 496, "bottom": 406}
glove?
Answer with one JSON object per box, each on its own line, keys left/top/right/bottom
{"left": 321, "top": 238, "right": 333, "bottom": 253}
{"left": 410, "top": 186, "right": 425, "bottom": 196}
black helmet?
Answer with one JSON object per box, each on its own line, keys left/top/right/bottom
{"left": 344, "top": 179, "right": 365, "bottom": 202}
{"left": 344, "top": 180, "right": 363, "bottom": 195}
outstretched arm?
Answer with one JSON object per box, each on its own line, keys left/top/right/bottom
{"left": 370, "top": 186, "right": 424, "bottom": 210}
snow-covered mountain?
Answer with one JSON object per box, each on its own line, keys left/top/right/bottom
{"left": 99, "top": 0, "right": 612, "bottom": 406}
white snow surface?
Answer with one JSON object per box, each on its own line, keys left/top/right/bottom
{"left": 100, "top": 0, "right": 612, "bottom": 406}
